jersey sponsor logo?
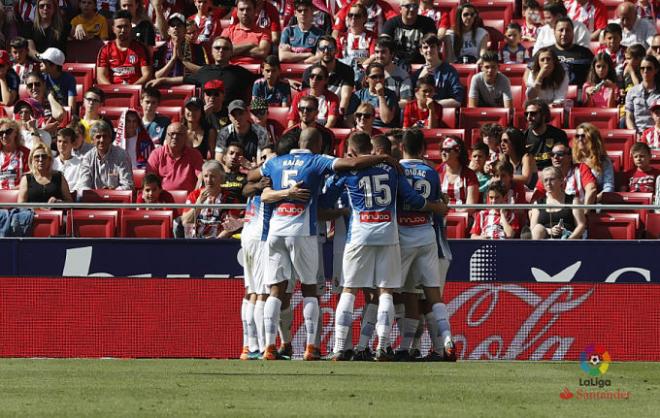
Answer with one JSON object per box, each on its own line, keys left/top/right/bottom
{"left": 397, "top": 214, "right": 429, "bottom": 226}
{"left": 276, "top": 202, "right": 305, "bottom": 216}
{"left": 359, "top": 210, "right": 392, "bottom": 223}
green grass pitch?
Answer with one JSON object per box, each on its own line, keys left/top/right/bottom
{"left": 0, "top": 359, "right": 658, "bottom": 417}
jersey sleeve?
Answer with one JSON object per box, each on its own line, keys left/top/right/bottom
{"left": 260, "top": 158, "right": 273, "bottom": 178}
{"left": 470, "top": 211, "right": 483, "bottom": 235}
{"left": 319, "top": 174, "right": 346, "bottom": 209}
{"left": 316, "top": 154, "right": 338, "bottom": 176}
{"left": 397, "top": 173, "right": 426, "bottom": 210}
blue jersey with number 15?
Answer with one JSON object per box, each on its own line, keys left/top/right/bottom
{"left": 260, "top": 149, "right": 336, "bottom": 237}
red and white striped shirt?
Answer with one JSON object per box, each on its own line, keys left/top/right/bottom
{"left": 0, "top": 147, "right": 30, "bottom": 190}
{"left": 641, "top": 127, "right": 660, "bottom": 150}
{"left": 470, "top": 209, "right": 520, "bottom": 239}
{"left": 565, "top": 0, "right": 608, "bottom": 32}
{"left": 336, "top": 31, "right": 377, "bottom": 63}
{"left": 437, "top": 164, "right": 479, "bottom": 205}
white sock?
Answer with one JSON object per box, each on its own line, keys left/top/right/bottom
{"left": 303, "top": 297, "right": 320, "bottom": 347}
{"left": 264, "top": 296, "right": 282, "bottom": 348}
{"left": 278, "top": 306, "right": 293, "bottom": 344}
{"left": 333, "top": 292, "right": 355, "bottom": 353}
{"left": 376, "top": 293, "right": 394, "bottom": 350}
{"left": 432, "top": 303, "right": 452, "bottom": 343}
{"left": 412, "top": 316, "right": 425, "bottom": 350}
{"left": 398, "top": 318, "right": 419, "bottom": 351}
{"left": 356, "top": 303, "right": 378, "bottom": 350}
{"left": 254, "top": 300, "right": 266, "bottom": 352}
{"left": 246, "top": 301, "right": 258, "bottom": 352}
{"left": 426, "top": 312, "right": 442, "bottom": 354}
{"left": 241, "top": 299, "right": 249, "bottom": 347}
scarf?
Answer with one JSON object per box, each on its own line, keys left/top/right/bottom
{"left": 114, "top": 109, "right": 154, "bottom": 169}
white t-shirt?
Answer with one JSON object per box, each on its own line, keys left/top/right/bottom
{"left": 532, "top": 22, "right": 591, "bottom": 55}
{"left": 21, "top": 129, "right": 52, "bottom": 151}
{"left": 52, "top": 155, "right": 82, "bottom": 192}
{"left": 525, "top": 71, "right": 569, "bottom": 104}
{"left": 453, "top": 27, "right": 488, "bottom": 60}
{"left": 613, "top": 18, "right": 657, "bottom": 48}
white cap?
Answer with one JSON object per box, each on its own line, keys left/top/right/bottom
{"left": 39, "top": 48, "right": 65, "bottom": 66}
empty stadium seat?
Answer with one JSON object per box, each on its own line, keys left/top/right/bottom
{"left": 67, "top": 209, "right": 119, "bottom": 238}
{"left": 446, "top": 212, "right": 469, "bottom": 238}
{"left": 120, "top": 210, "right": 173, "bottom": 238}
{"left": 65, "top": 38, "right": 106, "bottom": 63}
{"left": 587, "top": 212, "right": 639, "bottom": 240}
{"left": 330, "top": 128, "right": 352, "bottom": 157}
{"left": 598, "top": 129, "right": 635, "bottom": 171}
{"left": 133, "top": 169, "right": 146, "bottom": 190}
{"left": 509, "top": 85, "right": 523, "bottom": 109}
{"left": 438, "top": 107, "right": 458, "bottom": 128}
{"left": 600, "top": 192, "right": 653, "bottom": 205}
{"left": 459, "top": 107, "right": 511, "bottom": 144}
{"left": 32, "top": 210, "right": 64, "bottom": 237}
{"left": 95, "top": 107, "right": 126, "bottom": 127}
{"left": 98, "top": 85, "right": 142, "bottom": 108}
{"left": 242, "top": 63, "right": 262, "bottom": 74}
{"left": 500, "top": 63, "right": 527, "bottom": 87}
{"left": 156, "top": 106, "right": 182, "bottom": 122}
{"left": 156, "top": 85, "right": 196, "bottom": 106}
{"left": 63, "top": 63, "right": 96, "bottom": 93}
{"left": 453, "top": 64, "right": 478, "bottom": 94}
{"left": 0, "top": 189, "right": 19, "bottom": 203}
{"left": 568, "top": 108, "right": 619, "bottom": 129}
{"left": 644, "top": 213, "right": 660, "bottom": 239}
{"left": 81, "top": 189, "right": 134, "bottom": 204}
{"left": 268, "top": 106, "right": 290, "bottom": 129}
{"left": 606, "top": 150, "right": 624, "bottom": 172}
{"left": 566, "top": 85, "right": 578, "bottom": 102}
{"left": 600, "top": 0, "right": 619, "bottom": 18}
{"left": 280, "top": 64, "right": 308, "bottom": 81}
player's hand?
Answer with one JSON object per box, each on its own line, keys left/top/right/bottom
{"left": 222, "top": 215, "right": 244, "bottom": 233}
{"left": 287, "top": 181, "right": 310, "bottom": 201}
{"left": 257, "top": 176, "right": 271, "bottom": 190}
{"left": 429, "top": 200, "right": 449, "bottom": 217}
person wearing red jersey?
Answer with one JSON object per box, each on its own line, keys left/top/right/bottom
{"left": 621, "top": 142, "right": 660, "bottom": 192}
{"left": 332, "top": 0, "right": 397, "bottom": 38}
{"left": 565, "top": 0, "right": 608, "bottom": 40}
{"left": 188, "top": 0, "right": 225, "bottom": 46}
{"left": 97, "top": 10, "right": 153, "bottom": 85}
{"left": 335, "top": 4, "right": 376, "bottom": 69}
{"left": 288, "top": 65, "right": 339, "bottom": 129}
{"left": 0, "top": 119, "right": 30, "bottom": 190}
{"left": 436, "top": 136, "right": 479, "bottom": 210}
{"left": 402, "top": 75, "right": 440, "bottom": 129}
{"left": 221, "top": 0, "right": 271, "bottom": 65}
{"left": 641, "top": 100, "right": 660, "bottom": 150}
{"left": 470, "top": 181, "right": 521, "bottom": 239}
{"left": 419, "top": 0, "right": 450, "bottom": 38}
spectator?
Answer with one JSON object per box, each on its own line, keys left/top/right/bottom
{"left": 572, "top": 122, "right": 615, "bottom": 201}
{"left": 626, "top": 55, "right": 660, "bottom": 134}
{"left": 529, "top": 166, "right": 587, "bottom": 239}
{"left": 70, "top": 0, "right": 109, "bottom": 40}
{"left": 469, "top": 142, "right": 491, "bottom": 194}
{"left": 403, "top": 75, "right": 441, "bottom": 129}
{"left": 636, "top": 0, "right": 656, "bottom": 21}
{"left": 96, "top": 0, "right": 119, "bottom": 18}
{"left": 80, "top": 87, "right": 106, "bottom": 144}
{"left": 352, "top": 102, "right": 383, "bottom": 137}
{"left": 0, "top": 50, "right": 19, "bottom": 106}
{"left": 598, "top": 23, "right": 626, "bottom": 78}
{"left": 13, "top": 98, "right": 52, "bottom": 149}
{"left": 412, "top": 33, "right": 463, "bottom": 108}
{"left": 381, "top": 0, "right": 436, "bottom": 66}
{"left": 78, "top": 120, "right": 135, "bottom": 191}
{"left": 221, "top": 0, "right": 271, "bottom": 65}
{"left": 302, "top": 36, "right": 356, "bottom": 117}
{"left": 523, "top": 98, "right": 568, "bottom": 169}
{"left": 500, "top": 126, "right": 538, "bottom": 190}
{"left": 480, "top": 123, "right": 503, "bottom": 166}
{"left": 252, "top": 55, "right": 291, "bottom": 106}
{"left": 181, "top": 159, "right": 240, "bottom": 239}
{"left": 203, "top": 80, "right": 230, "bottom": 133}
{"left": 521, "top": 0, "right": 542, "bottom": 41}
{"left": 149, "top": 37, "right": 257, "bottom": 104}
{"left": 68, "top": 116, "right": 94, "bottom": 158}
{"left": 468, "top": 51, "right": 513, "bottom": 108}
{"left": 582, "top": 53, "right": 619, "bottom": 108}
{"left": 332, "top": 0, "right": 398, "bottom": 37}
{"left": 490, "top": 160, "right": 527, "bottom": 205}
{"left": 418, "top": 0, "right": 450, "bottom": 38}
{"left": 500, "top": 22, "right": 530, "bottom": 64}
{"left": 614, "top": 2, "right": 656, "bottom": 48}
{"left": 280, "top": 95, "right": 336, "bottom": 155}
{"left": 23, "top": 72, "right": 64, "bottom": 135}
{"left": 335, "top": 4, "right": 377, "bottom": 70}
{"left": 641, "top": 100, "right": 660, "bottom": 149}
{"left": 216, "top": 99, "right": 270, "bottom": 162}
{"left": 0, "top": 118, "right": 30, "bottom": 190}
{"left": 649, "top": 34, "right": 660, "bottom": 59}
{"left": 288, "top": 65, "right": 339, "bottom": 128}
{"left": 565, "top": 0, "right": 608, "bottom": 40}
{"left": 532, "top": 1, "right": 590, "bottom": 55}
{"left": 219, "top": 142, "right": 248, "bottom": 203}
{"left": 228, "top": 0, "right": 282, "bottom": 46}
{"left": 147, "top": 122, "right": 203, "bottom": 193}
{"left": 114, "top": 108, "right": 154, "bottom": 169}
{"left": 621, "top": 141, "right": 660, "bottom": 192}
{"left": 136, "top": 172, "right": 175, "bottom": 205}
{"left": 448, "top": 3, "right": 489, "bottom": 64}
{"left": 139, "top": 87, "right": 170, "bottom": 146}
{"left": 52, "top": 127, "right": 83, "bottom": 194}
{"left": 39, "top": 48, "right": 76, "bottom": 114}
{"left": 386, "top": 128, "right": 404, "bottom": 159}
{"left": 18, "top": 140, "right": 73, "bottom": 203}
{"left": 250, "top": 97, "right": 284, "bottom": 144}
{"left": 534, "top": 142, "right": 597, "bottom": 205}
{"left": 97, "top": 10, "right": 153, "bottom": 85}
{"left": 9, "top": 38, "right": 37, "bottom": 84}
{"left": 355, "top": 62, "right": 398, "bottom": 128}
{"left": 24, "top": 0, "right": 71, "bottom": 58}
{"left": 525, "top": 47, "right": 569, "bottom": 104}
{"left": 278, "top": 0, "right": 324, "bottom": 63}
{"left": 622, "top": 43, "right": 645, "bottom": 94}
{"left": 549, "top": 18, "right": 594, "bottom": 86}
{"left": 119, "top": 0, "right": 156, "bottom": 48}
{"left": 435, "top": 136, "right": 479, "bottom": 208}
{"left": 153, "top": 13, "right": 206, "bottom": 79}
{"left": 364, "top": 37, "right": 413, "bottom": 108}
{"left": 470, "top": 181, "right": 520, "bottom": 239}
{"left": 287, "top": 0, "right": 333, "bottom": 34}
{"left": 188, "top": 0, "right": 224, "bottom": 51}
{"left": 183, "top": 96, "right": 216, "bottom": 160}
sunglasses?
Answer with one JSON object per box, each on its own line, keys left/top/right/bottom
{"left": 205, "top": 90, "right": 221, "bottom": 96}
{"left": 462, "top": 12, "right": 475, "bottom": 17}
{"left": 38, "top": 3, "right": 52, "bottom": 8}
{"left": 575, "top": 133, "right": 586, "bottom": 140}
{"left": 296, "top": 7, "right": 310, "bottom": 13}
{"left": 84, "top": 96, "right": 101, "bottom": 103}
{"left": 318, "top": 45, "right": 335, "bottom": 52}
{"left": 27, "top": 82, "right": 41, "bottom": 89}
{"left": 310, "top": 74, "right": 325, "bottom": 80}
{"left": 33, "top": 153, "right": 49, "bottom": 160}
{"left": 355, "top": 112, "right": 373, "bottom": 119}
{"left": 252, "top": 109, "right": 267, "bottom": 117}
{"left": 551, "top": 151, "right": 567, "bottom": 158}
{"left": 0, "top": 128, "right": 13, "bottom": 136}
{"left": 213, "top": 45, "right": 231, "bottom": 50}
{"left": 347, "top": 13, "right": 363, "bottom": 18}
{"left": 524, "top": 110, "right": 539, "bottom": 117}
{"left": 401, "top": 3, "right": 419, "bottom": 10}
{"left": 298, "top": 106, "right": 317, "bottom": 113}
{"left": 441, "top": 148, "right": 456, "bottom": 153}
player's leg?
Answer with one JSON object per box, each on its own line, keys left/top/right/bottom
{"left": 394, "top": 245, "right": 420, "bottom": 361}
{"left": 353, "top": 288, "right": 378, "bottom": 361}
{"left": 290, "top": 236, "right": 322, "bottom": 360}
{"left": 421, "top": 253, "right": 456, "bottom": 361}
{"left": 262, "top": 236, "right": 293, "bottom": 360}
{"left": 254, "top": 293, "right": 268, "bottom": 353}
{"left": 374, "top": 244, "right": 403, "bottom": 362}
{"left": 410, "top": 310, "right": 425, "bottom": 359}
{"left": 278, "top": 290, "right": 293, "bottom": 358}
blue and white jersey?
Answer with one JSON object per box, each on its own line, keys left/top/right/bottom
{"left": 398, "top": 159, "right": 440, "bottom": 248}
{"left": 332, "top": 163, "right": 426, "bottom": 246}
{"left": 261, "top": 149, "right": 336, "bottom": 237}
{"left": 241, "top": 194, "right": 272, "bottom": 241}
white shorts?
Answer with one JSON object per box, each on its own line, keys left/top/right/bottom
{"left": 265, "top": 235, "right": 319, "bottom": 286}
{"left": 342, "top": 243, "right": 402, "bottom": 289}
{"left": 399, "top": 243, "right": 448, "bottom": 292}
{"left": 242, "top": 237, "right": 267, "bottom": 294}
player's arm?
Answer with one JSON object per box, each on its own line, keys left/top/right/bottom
{"left": 398, "top": 175, "right": 448, "bottom": 215}
{"left": 261, "top": 183, "right": 310, "bottom": 203}
{"left": 242, "top": 176, "right": 271, "bottom": 198}
{"left": 318, "top": 176, "right": 347, "bottom": 220}
{"left": 247, "top": 167, "right": 263, "bottom": 182}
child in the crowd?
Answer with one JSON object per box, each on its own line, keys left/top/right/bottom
{"left": 500, "top": 22, "right": 529, "bottom": 64}
{"left": 491, "top": 160, "right": 527, "bottom": 204}
{"left": 9, "top": 37, "right": 37, "bottom": 84}
{"left": 251, "top": 55, "right": 291, "bottom": 106}
{"left": 621, "top": 142, "right": 660, "bottom": 192}
{"left": 137, "top": 173, "right": 176, "bottom": 210}
{"left": 521, "top": 0, "right": 542, "bottom": 41}
{"left": 470, "top": 181, "right": 521, "bottom": 239}
{"left": 139, "top": 87, "right": 171, "bottom": 146}
{"left": 479, "top": 123, "right": 503, "bottom": 168}
{"left": 70, "top": 0, "right": 109, "bottom": 40}
{"left": 618, "top": 43, "right": 645, "bottom": 127}
{"left": 597, "top": 23, "right": 626, "bottom": 79}
{"left": 641, "top": 100, "right": 660, "bottom": 150}
{"left": 469, "top": 142, "right": 492, "bottom": 196}
{"left": 583, "top": 53, "right": 619, "bottom": 108}
{"left": 403, "top": 75, "right": 441, "bottom": 128}
{"left": 250, "top": 97, "right": 283, "bottom": 144}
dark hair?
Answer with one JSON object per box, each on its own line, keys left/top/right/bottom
{"left": 226, "top": 141, "right": 245, "bottom": 152}
{"left": 402, "top": 128, "right": 425, "bottom": 156}
{"left": 641, "top": 55, "right": 660, "bottom": 85}
{"left": 480, "top": 123, "right": 503, "bottom": 140}
{"left": 85, "top": 86, "right": 106, "bottom": 103}
{"left": 141, "top": 86, "right": 161, "bottom": 101}
{"left": 555, "top": 16, "right": 573, "bottom": 30}
{"left": 523, "top": 0, "right": 540, "bottom": 10}
{"left": 543, "top": 1, "right": 567, "bottom": 17}
{"left": 487, "top": 180, "right": 507, "bottom": 197}
{"left": 587, "top": 53, "right": 617, "bottom": 85}
{"left": 631, "top": 141, "right": 651, "bottom": 155}
{"left": 143, "top": 173, "right": 163, "bottom": 189}
{"left": 299, "top": 95, "right": 319, "bottom": 109}
{"left": 603, "top": 23, "right": 622, "bottom": 38}
{"left": 263, "top": 55, "right": 280, "bottom": 68}
{"left": 375, "top": 38, "right": 395, "bottom": 53}
{"left": 9, "top": 36, "right": 28, "bottom": 49}
{"left": 472, "top": 142, "right": 489, "bottom": 156}
{"left": 261, "top": 144, "right": 275, "bottom": 153}
{"left": 236, "top": 0, "right": 256, "bottom": 7}
{"left": 415, "top": 75, "right": 436, "bottom": 90}
{"left": 113, "top": 9, "right": 133, "bottom": 22}
{"left": 308, "top": 64, "right": 329, "bottom": 79}
{"left": 506, "top": 22, "right": 522, "bottom": 33}
{"left": 531, "top": 47, "right": 566, "bottom": 90}
{"left": 493, "top": 160, "right": 514, "bottom": 176}
{"left": 293, "top": 0, "right": 313, "bottom": 9}
{"left": 348, "top": 132, "right": 373, "bottom": 154}
{"left": 453, "top": 3, "right": 480, "bottom": 58}
{"left": 25, "top": 71, "right": 44, "bottom": 82}
{"left": 277, "top": 136, "right": 298, "bottom": 155}
{"left": 318, "top": 35, "right": 337, "bottom": 48}
{"left": 421, "top": 33, "right": 441, "bottom": 47}
{"left": 365, "top": 62, "right": 385, "bottom": 76}
{"left": 480, "top": 51, "right": 499, "bottom": 64}
{"left": 502, "top": 127, "right": 526, "bottom": 158}
{"left": 371, "top": 135, "right": 392, "bottom": 155}
{"left": 627, "top": 43, "right": 647, "bottom": 59}
{"left": 56, "top": 127, "right": 76, "bottom": 142}
{"left": 387, "top": 128, "right": 404, "bottom": 141}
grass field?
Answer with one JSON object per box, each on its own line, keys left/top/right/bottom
{"left": 0, "top": 359, "right": 657, "bottom": 417}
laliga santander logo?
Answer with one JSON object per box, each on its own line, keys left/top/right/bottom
{"left": 580, "top": 344, "right": 611, "bottom": 376}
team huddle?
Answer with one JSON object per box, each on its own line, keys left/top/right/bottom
{"left": 239, "top": 127, "right": 456, "bottom": 362}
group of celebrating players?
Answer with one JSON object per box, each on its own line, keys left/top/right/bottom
{"left": 238, "top": 126, "right": 456, "bottom": 362}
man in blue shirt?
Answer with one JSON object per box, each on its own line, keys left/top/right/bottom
{"left": 278, "top": 0, "right": 324, "bottom": 63}
{"left": 411, "top": 33, "right": 464, "bottom": 108}
{"left": 39, "top": 48, "right": 77, "bottom": 114}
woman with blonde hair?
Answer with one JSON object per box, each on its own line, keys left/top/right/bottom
{"left": 352, "top": 102, "right": 383, "bottom": 137}
{"left": 571, "top": 123, "right": 614, "bottom": 201}
{"left": 18, "top": 141, "right": 72, "bottom": 203}
{"left": 0, "top": 118, "right": 30, "bottom": 190}
{"left": 25, "top": 0, "right": 69, "bottom": 58}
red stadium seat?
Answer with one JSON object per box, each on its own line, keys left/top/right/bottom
{"left": 600, "top": 0, "right": 620, "bottom": 18}
{"left": 156, "top": 85, "right": 197, "bottom": 106}
{"left": 651, "top": 150, "right": 660, "bottom": 171}
{"left": 280, "top": 64, "right": 308, "bottom": 81}
{"left": 170, "top": 190, "right": 189, "bottom": 204}
{"left": 81, "top": 189, "right": 134, "bottom": 204}
{"left": 606, "top": 150, "right": 624, "bottom": 172}
{"left": 120, "top": 210, "right": 173, "bottom": 238}
{"left": 156, "top": 106, "right": 182, "bottom": 122}
{"left": 65, "top": 38, "right": 106, "bottom": 63}
{"left": 98, "top": 85, "right": 142, "bottom": 108}
{"left": 644, "top": 213, "right": 660, "bottom": 239}
{"left": 330, "top": 128, "right": 352, "bottom": 157}
{"left": 453, "top": 64, "right": 478, "bottom": 93}
{"left": 268, "top": 106, "right": 290, "bottom": 129}
{"left": 600, "top": 192, "right": 653, "bottom": 205}
{"left": 482, "top": 19, "right": 504, "bottom": 34}
{"left": 513, "top": 107, "right": 563, "bottom": 130}
{"left": 499, "top": 64, "right": 527, "bottom": 88}
{"left": 509, "top": 85, "right": 523, "bottom": 110}
{"left": 438, "top": 107, "right": 458, "bottom": 128}
{"left": 32, "top": 210, "right": 64, "bottom": 237}
{"left": 0, "top": 189, "right": 19, "bottom": 203}
{"left": 566, "top": 85, "right": 578, "bottom": 102}
{"left": 133, "top": 169, "right": 146, "bottom": 190}
{"left": 63, "top": 63, "right": 96, "bottom": 93}
{"left": 96, "top": 106, "right": 126, "bottom": 127}
{"left": 445, "top": 212, "right": 469, "bottom": 238}
{"left": 459, "top": 107, "right": 511, "bottom": 144}
{"left": 242, "top": 63, "right": 262, "bottom": 74}
{"left": 568, "top": 108, "right": 619, "bottom": 129}
{"left": 597, "top": 129, "right": 635, "bottom": 171}
{"left": 587, "top": 212, "right": 639, "bottom": 240}
{"left": 67, "top": 209, "right": 119, "bottom": 238}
